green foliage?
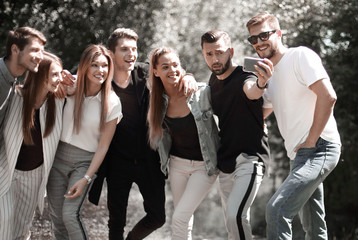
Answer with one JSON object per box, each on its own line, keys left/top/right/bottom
{"left": 151, "top": 0, "right": 272, "bottom": 82}
{"left": 322, "top": 0, "right": 358, "bottom": 238}
{"left": 0, "top": 0, "right": 163, "bottom": 71}
{"left": 1, "top": 0, "right": 357, "bottom": 238}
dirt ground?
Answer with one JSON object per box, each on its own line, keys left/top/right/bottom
{"left": 30, "top": 181, "right": 232, "bottom": 240}
{"left": 30, "top": 177, "right": 305, "bottom": 240}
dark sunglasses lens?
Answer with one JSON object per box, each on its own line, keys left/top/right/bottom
{"left": 248, "top": 36, "right": 258, "bottom": 44}
{"left": 259, "top": 32, "right": 270, "bottom": 41}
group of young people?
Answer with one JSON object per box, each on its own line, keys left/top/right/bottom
{"left": 0, "top": 11, "right": 341, "bottom": 240}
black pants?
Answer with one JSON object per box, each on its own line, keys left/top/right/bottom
{"left": 106, "top": 154, "right": 166, "bottom": 240}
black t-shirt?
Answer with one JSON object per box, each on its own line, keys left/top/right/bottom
{"left": 108, "top": 62, "right": 153, "bottom": 161}
{"left": 16, "top": 109, "right": 44, "bottom": 171}
{"left": 164, "top": 113, "right": 203, "bottom": 161}
{"left": 209, "top": 66, "right": 270, "bottom": 173}
{"left": 112, "top": 79, "right": 141, "bottom": 158}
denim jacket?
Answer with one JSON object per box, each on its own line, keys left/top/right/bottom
{"left": 157, "top": 82, "right": 220, "bottom": 176}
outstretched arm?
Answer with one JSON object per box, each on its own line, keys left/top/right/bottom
{"left": 244, "top": 58, "right": 273, "bottom": 100}
{"left": 65, "top": 118, "right": 118, "bottom": 199}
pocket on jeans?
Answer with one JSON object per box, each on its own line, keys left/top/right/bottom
{"left": 293, "top": 147, "right": 317, "bottom": 169}
{"left": 296, "top": 147, "right": 317, "bottom": 156}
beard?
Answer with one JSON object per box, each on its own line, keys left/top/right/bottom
{"left": 210, "top": 57, "right": 231, "bottom": 76}
{"left": 258, "top": 49, "right": 276, "bottom": 59}
{"left": 256, "top": 43, "right": 277, "bottom": 60}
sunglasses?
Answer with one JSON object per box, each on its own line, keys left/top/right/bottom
{"left": 247, "top": 30, "right": 277, "bottom": 45}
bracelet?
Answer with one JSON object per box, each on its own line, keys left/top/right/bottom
{"left": 256, "top": 78, "right": 268, "bottom": 90}
{"left": 84, "top": 174, "right": 92, "bottom": 184}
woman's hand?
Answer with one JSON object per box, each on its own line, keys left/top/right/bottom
{"left": 64, "top": 178, "right": 88, "bottom": 199}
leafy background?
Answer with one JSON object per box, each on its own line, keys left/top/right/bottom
{"left": 1, "top": 0, "right": 357, "bottom": 239}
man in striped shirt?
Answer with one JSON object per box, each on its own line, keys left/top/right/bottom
{"left": 0, "top": 26, "right": 46, "bottom": 128}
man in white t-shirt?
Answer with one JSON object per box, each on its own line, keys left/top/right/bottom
{"left": 245, "top": 12, "right": 341, "bottom": 239}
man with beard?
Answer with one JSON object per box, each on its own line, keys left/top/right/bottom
{"left": 0, "top": 27, "right": 46, "bottom": 128}
{"left": 246, "top": 12, "right": 341, "bottom": 239}
{"left": 200, "top": 30, "right": 271, "bottom": 240}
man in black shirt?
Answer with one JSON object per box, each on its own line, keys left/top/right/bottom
{"left": 88, "top": 28, "right": 165, "bottom": 240}
{"left": 201, "top": 30, "right": 272, "bottom": 240}
{"left": 89, "top": 28, "right": 197, "bottom": 240}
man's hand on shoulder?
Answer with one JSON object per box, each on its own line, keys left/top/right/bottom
{"left": 179, "top": 73, "right": 198, "bottom": 96}
{"left": 54, "top": 70, "right": 76, "bottom": 99}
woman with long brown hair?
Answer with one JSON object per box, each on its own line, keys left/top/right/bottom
{"left": 0, "top": 51, "right": 64, "bottom": 239}
{"left": 147, "top": 47, "right": 219, "bottom": 240}
{"left": 46, "top": 44, "right": 122, "bottom": 239}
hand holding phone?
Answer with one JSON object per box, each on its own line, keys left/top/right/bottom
{"left": 243, "top": 57, "right": 266, "bottom": 73}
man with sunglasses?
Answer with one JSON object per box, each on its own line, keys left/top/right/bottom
{"left": 201, "top": 30, "right": 271, "bottom": 240}
{"left": 246, "top": 12, "right": 341, "bottom": 239}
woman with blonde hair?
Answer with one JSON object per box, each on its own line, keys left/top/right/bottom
{"left": 147, "top": 46, "right": 219, "bottom": 240}
{"left": 0, "top": 51, "right": 64, "bottom": 239}
{"left": 47, "top": 44, "right": 122, "bottom": 239}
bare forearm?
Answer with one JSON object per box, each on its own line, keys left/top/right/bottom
{"left": 244, "top": 80, "right": 266, "bottom": 100}
{"left": 85, "top": 146, "right": 109, "bottom": 178}
{"left": 306, "top": 95, "right": 336, "bottom": 145}
{"left": 305, "top": 79, "right": 337, "bottom": 146}
{"left": 85, "top": 118, "right": 117, "bottom": 178}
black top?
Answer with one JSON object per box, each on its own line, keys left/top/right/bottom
{"left": 112, "top": 79, "right": 141, "bottom": 158}
{"left": 107, "top": 62, "right": 157, "bottom": 161}
{"left": 16, "top": 109, "right": 44, "bottom": 171}
{"left": 209, "top": 66, "right": 270, "bottom": 173}
{"left": 164, "top": 113, "right": 203, "bottom": 161}
{"left": 89, "top": 62, "right": 163, "bottom": 205}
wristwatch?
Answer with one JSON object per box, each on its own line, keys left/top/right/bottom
{"left": 84, "top": 174, "right": 92, "bottom": 184}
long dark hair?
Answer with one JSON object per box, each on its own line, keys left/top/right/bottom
{"left": 21, "top": 51, "right": 62, "bottom": 145}
{"left": 73, "top": 44, "right": 114, "bottom": 134}
{"left": 147, "top": 46, "right": 180, "bottom": 149}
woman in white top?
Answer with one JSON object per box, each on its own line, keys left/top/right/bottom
{"left": 0, "top": 51, "right": 64, "bottom": 239}
{"left": 47, "top": 45, "right": 122, "bottom": 240}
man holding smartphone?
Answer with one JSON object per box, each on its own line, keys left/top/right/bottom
{"left": 246, "top": 12, "right": 341, "bottom": 239}
{"left": 200, "top": 30, "right": 272, "bottom": 240}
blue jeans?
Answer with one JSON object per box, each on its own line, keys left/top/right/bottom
{"left": 266, "top": 138, "right": 341, "bottom": 240}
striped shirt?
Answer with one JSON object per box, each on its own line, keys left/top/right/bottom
{"left": 0, "top": 57, "right": 17, "bottom": 128}
{"left": 0, "top": 90, "right": 64, "bottom": 212}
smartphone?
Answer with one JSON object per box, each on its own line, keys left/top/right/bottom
{"left": 243, "top": 57, "right": 265, "bottom": 73}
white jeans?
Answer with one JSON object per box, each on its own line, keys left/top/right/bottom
{"left": 0, "top": 165, "right": 43, "bottom": 240}
{"left": 169, "top": 155, "right": 217, "bottom": 240}
{"left": 219, "top": 153, "right": 264, "bottom": 240}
